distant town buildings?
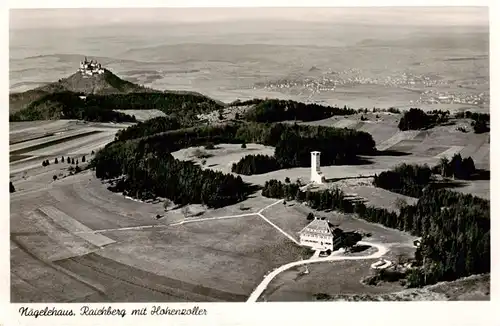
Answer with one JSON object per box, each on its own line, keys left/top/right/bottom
{"left": 298, "top": 217, "right": 340, "bottom": 251}
{"left": 79, "top": 57, "right": 104, "bottom": 76}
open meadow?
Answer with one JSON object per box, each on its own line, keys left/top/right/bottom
{"left": 11, "top": 170, "right": 312, "bottom": 302}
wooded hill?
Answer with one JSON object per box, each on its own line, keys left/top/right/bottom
{"left": 9, "top": 68, "right": 224, "bottom": 122}
{"left": 9, "top": 69, "right": 155, "bottom": 113}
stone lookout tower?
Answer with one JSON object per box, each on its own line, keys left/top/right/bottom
{"left": 310, "top": 151, "right": 325, "bottom": 184}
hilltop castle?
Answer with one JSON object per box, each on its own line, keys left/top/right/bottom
{"left": 79, "top": 57, "right": 104, "bottom": 76}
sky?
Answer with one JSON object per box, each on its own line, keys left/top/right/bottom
{"left": 9, "top": 7, "right": 489, "bottom": 30}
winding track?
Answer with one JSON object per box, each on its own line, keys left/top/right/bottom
{"left": 74, "top": 196, "right": 389, "bottom": 303}
{"left": 246, "top": 241, "right": 388, "bottom": 302}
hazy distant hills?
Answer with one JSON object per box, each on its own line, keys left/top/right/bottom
{"left": 9, "top": 68, "right": 155, "bottom": 113}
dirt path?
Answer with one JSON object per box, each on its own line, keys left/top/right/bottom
{"left": 74, "top": 199, "right": 287, "bottom": 235}
{"left": 246, "top": 241, "right": 389, "bottom": 302}
{"left": 256, "top": 199, "right": 300, "bottom": 245}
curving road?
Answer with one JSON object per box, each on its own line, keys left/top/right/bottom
{"left": 246, "top": 240, "right": 389, "bottom": 302}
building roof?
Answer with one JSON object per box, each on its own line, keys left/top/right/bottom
{"left": 299, "top": 218, "right": 334, "bottom": 237}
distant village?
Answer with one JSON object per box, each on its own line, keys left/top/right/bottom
{"left": 79, "top": 57, "right": 104, "bottom": 76}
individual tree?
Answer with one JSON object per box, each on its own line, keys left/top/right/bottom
{"left": 9, "top": 182, "right": 15, "bottom": 193}
{"left": 76, "top": 159, "right": 79, "bottom": 165}
{"left": 54, "top": 158, "right": 58, "bottom": 164}
{"left": 61, "top": 156, "right": 65, "bottom": 163}
{"left": 71, "top": 158, "right": 75, "bottom": 164}
{"left": 285, "top": 177, "right": 291, "bottom": 184}
{"left": 307, "top": 212, "right": 315, "bottom": 220}
{"left": 439, "top": 157, "right": 451, "bottom": 178}
{"left": 163, "top": 199, "right": 173, "bottom": 211}
{"left": 241, "top": 143, "right": 247, "bottom": 149}
{"left": 450, "top": 153, "right": 463, "bottom": 179}
{"left": 82, "top": 155, "right": 86, "bottom": 163}
{"left": 45, "top": 160, "right": 50, "bottom": 166}
{"left": 53, "top": 175, "right": 57, "bottom": 181}
{"left": 91, "top": 150, "right": 95, "bottom": 155}
{"left": 394, "top": 198, "right": 408, "bottom": 210}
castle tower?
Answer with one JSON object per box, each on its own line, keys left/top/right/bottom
{"left": 310, "top": 151, "right": 324, "bottom": 184}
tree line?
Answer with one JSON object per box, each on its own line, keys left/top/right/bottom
{"left": 398, "top": 108, "right": 450, "bottom": 131}
{"left": 372, "top": 157, "right": 479, "bottom": 198}
{"left": 9, "top": 90, "right": 222, "bottom": 122}
{"left": 454, "top": 111, "right": 489, "bottom": 133}
{"left": 434, "top": 154, "right": 477, "bottom": 180}
{"left": 82, "top": 92, "right": 222, "bottom": 115}
{"left": 92, "top": 141, "right": 254, "bottom": 208}
{"left": 9, "top": 92, "right": 137, "bottom": 122}
{"left": 260, "top": 179, "right": 490, "bottom": 288}
{"left": 115, "top": 116, "right": 184, "bottom": 141}
{"left": 125, "top": 122, "right": 375, "bottom": 174}
{"left": 243, "top": 99, "right": 356, "bottom": 123}
{"left": 229, "top": 123, "right": 375, "bottom": 175}
{"left": 231, "top": 154, "right": 280, "bottom": 175}
{"left": 373, "top": 163, "right": 433, "bottom": 198}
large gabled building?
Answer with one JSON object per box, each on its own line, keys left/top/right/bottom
{"left": 298, "top": 217, "right": 341, "bottom": 251}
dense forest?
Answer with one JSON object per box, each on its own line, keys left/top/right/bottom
{"left": 398, "top": 108, "right": 450, "bottom": 131}
{"left": 372, "top": 163, "right": 433, "bottom": 197}
{"left": 260, "top": 180, "right": 490, "bottom": 288}
{"left": 9, "top": 90, "right": 222, "bottom": 122}
{"left": 9, "top": 92, "right": 137, "bottom": 122}
{"left": 231, "top": 154, "right": 281, "bottom": 175}
{"left": 82, "top": 92, "right": 222, "bottom": 115}
{"left": 92, "top": 140, "right": 254, "bottom": 208}
{"left": 403, "top": 189, "right": 490, "bottom": 286}
{"left": 243, "top": 99, "right": 356, "bottom": 123}
{"left": 372, "top": 157, "right": 478, "bottom": 197}
{"left": 232, "top": 125, "right": 376, "bottom": 175}
{"left": 228, "top": 98, "right": 264, "bottom": 107}
{"left": 115, "top": 116, "right": 184, "bottom": 141}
